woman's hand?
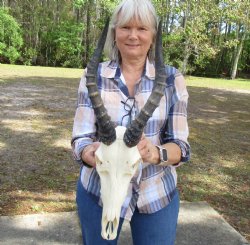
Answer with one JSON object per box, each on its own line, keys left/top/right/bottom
{"left": 137, "top": 135, "right": 160, "bottom": 164}
{"left": 81, "top": 142, "right": 101, "bottom": 168}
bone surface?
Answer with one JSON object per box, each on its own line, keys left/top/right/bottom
{"left": 95, "top": 126, "right": 142, "bottom": 240}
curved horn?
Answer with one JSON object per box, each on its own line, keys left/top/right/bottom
{"left": 123, "top": 21, "right": 166, "bottom": 147}
{"left": 86, "top": 19, "right": 116, "bottom": 145}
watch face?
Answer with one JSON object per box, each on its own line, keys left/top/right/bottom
{"left": 162, "top": 149, "right": 168, "bottom": 161}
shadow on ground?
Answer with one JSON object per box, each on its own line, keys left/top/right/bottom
{"left": 0, "top": 76, "right": 80, "bottom": 215}
{"left": 0, "top": 75, "right": 249, "bottom": 240}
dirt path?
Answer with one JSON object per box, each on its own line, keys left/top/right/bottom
{"left": 0, "top": 71, "right": 249, "bottom": 240}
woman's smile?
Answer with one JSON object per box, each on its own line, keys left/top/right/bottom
{"left": 125, "top": 43, "right": 140, "bottom": 47}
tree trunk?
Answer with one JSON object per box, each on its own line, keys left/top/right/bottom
{"left": 215, "top": 21, "right": 229, "bottom": 75}
{"left": 82, "top": 1, "right": 91, "bottom": 67}
{"left": 182, "top": 39, "right": 190, "bottom": 75}
{"left": 169, "top": 0, "right": 177, "bottom": 33}
{"left": 75, "top": 8, "right": 80, "bottom": 23}
{"left": 0, "top": 0, "right": 7, "bottom": 7}
{"left": 230, "top": 30, "right": 246, "bottom": 79}
{"left": 165, "top": 0, "right": 170, "bottom": 34}
{"left": 182, "top": 1, "right": 189, "bottom": 30}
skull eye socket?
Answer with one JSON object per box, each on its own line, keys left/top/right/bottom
{"left": 125, "top": 161, "right": 137, "bottom": 169}
{"left": 131, "top": 161, "right": 138, "bottom": 169}
{"left": 122, "top": 162, "right": 137, "bottom": 176}
{"left": 97, "top": 161, "right": 103, "bottom": 165}
{"left": 96, "top": 161, "right": 110, "bottom": 174}
{"left": 96, "top": 158, "right": 111, "bottom": 165}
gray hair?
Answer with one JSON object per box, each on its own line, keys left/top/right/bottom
{"left": 104, "top": 0, "right": 158, "bottom": 63}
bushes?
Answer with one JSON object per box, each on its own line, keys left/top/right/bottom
{"left": 0, "top": 7, "right": 23, "bottom": 64}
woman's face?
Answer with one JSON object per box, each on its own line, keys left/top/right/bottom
{"left": 115, "top": 18, "right": 154, "bottom": 61}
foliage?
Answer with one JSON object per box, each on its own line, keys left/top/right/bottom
{"left": 0, "top": 7, "right": 23, "bottom": 63}
{"left": 21, "top": 48, "right": 37, "bottom": 66}
{"left": 45, "top": 21, "right": 84, "bottom": 68}
{"left": 162, "top": 33, "right": 183, "bottom": 68}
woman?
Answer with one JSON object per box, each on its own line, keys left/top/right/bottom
{"left": 71, "top": 0, "right": 190, "bottom": 244}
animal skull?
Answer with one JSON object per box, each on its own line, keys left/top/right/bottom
{"left": 95, "top": 126, "right": 141, "bottom": 240}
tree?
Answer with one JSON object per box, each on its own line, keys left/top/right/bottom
{"left": 0, "top": 0, "right": 249, "bottom": 78}
{"left": 212, "top": 0, "right": 250, "bottom": 78}
{"left": 228, "top": 1, "right": 249, "bottom": 79}
{"left": 177, "top": 0, "right": 218, "bottom": 75}
{"left": 0, "top": 7, "right": 23, "bottom": 63}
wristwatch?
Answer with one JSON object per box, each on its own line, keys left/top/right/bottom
{"left": 155, "top": 145, "right": 168, "bottom": 164}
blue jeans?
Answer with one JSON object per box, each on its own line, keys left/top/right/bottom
{"left": 76, "top": 179, "right": 179, "bottom": 245}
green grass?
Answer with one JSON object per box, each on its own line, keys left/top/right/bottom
{"left": 0, "top": 64, "right": 83, "bottom": 78}
{"left": 0, "top": 64, "right": 249, "bottom": 241}
{"left": 186, "top": 76, "right": 250, "bottom": 91}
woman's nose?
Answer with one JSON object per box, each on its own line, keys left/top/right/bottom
{"left": 128, "top": 28, "right": 138, "bottom": 39}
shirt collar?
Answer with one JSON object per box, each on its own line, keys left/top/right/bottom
{"left": 100, "top": 58, "right": 155, "bottom": 80}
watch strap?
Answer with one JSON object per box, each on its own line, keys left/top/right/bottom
{"left": 155, "top": 145, "right": 168, "bottom": 165}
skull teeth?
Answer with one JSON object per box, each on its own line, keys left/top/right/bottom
{"left": 101, "top": 216, "right": 119, "bottom": 240}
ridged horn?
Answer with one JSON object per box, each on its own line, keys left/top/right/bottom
{"left": 123, "top": 21, "right": 166, "bottom": 147}
{"left": 85, "top": 19, "right": 116, "bottom": 145}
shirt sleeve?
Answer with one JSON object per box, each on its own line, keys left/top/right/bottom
{"left": 71, "top": 70, "right": 97, "bottom": 165}
{"left": 161, "top": 69, "right": 191, "bottom": 166}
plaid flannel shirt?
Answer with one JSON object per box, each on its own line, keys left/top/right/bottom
{"left": 71, "top": 59, "right": 190, "bottom": 220}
